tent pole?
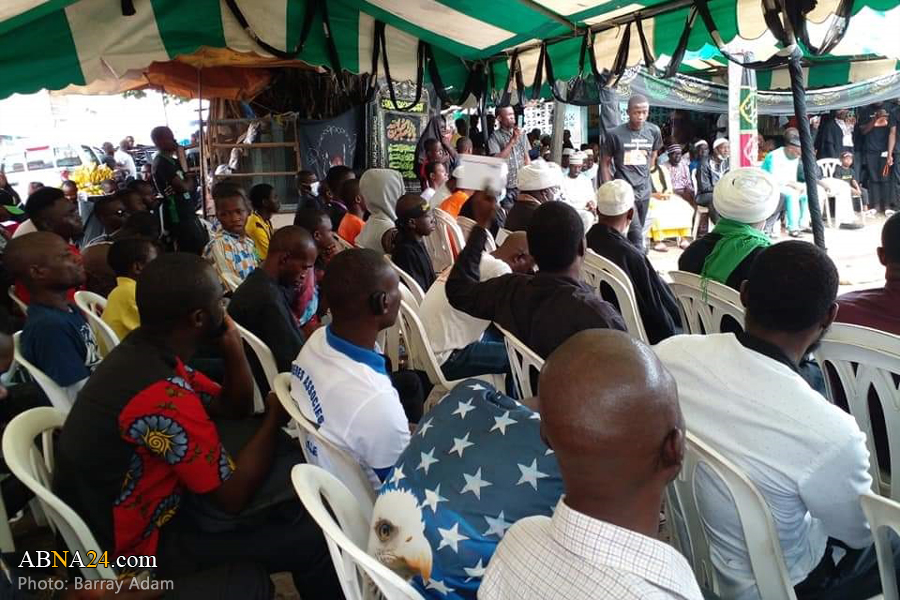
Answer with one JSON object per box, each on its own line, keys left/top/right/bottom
{"left": 779, "top": 1, "right": 825, "bottom": 249}
{"left": 197, "top": 68, "right": 209, "bottom": 219}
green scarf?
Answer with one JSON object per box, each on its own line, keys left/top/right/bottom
{"left": 700, "top": 218, "right": 770, "bottom": 286}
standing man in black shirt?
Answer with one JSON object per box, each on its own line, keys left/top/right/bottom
{"left": 858, "top": 102, "right": 897, "bottom": 214}
{"left": 602, "top": 94, "right": 663, "bottom": 251}
{"left": 150, "top": 125, "right": 208, "bottom": 253}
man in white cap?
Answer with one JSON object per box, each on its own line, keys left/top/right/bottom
{"left": 505, "top": 161, "right": 561, "bottom": 232}
{"left": 696, "top": 138, "right": 731, "bottom": 220}
{"left": 761, "top": 128, "right": 806, "bottom": 236}
{"left": 679, "top": 167, "right": 779, "bottom": 290}
{"left": 560, "top": 147, "right": 574, "bottom": 172}
{"left": 562, "top": 153, "right": 595, "bottom": 209}
{"left": 581, "top": 147, "right": 598, "bottom": 188}
{"left": 587, "top": 181, "right": 681, "bottom": 344}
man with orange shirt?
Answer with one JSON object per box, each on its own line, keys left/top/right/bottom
{"left": 336, "top": 179, "right": 367, "bottom": 245}
{"left": 439, "top": 166, "right": 473, "bottom": 218}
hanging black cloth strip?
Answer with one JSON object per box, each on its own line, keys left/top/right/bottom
{"left": 530, "top": 43, "right": 546, "bottom": 101}
{"left": 371, "top": 20, "right": 426, "bottom": 111}
{"left": 499, "top": 49, "right": 526, "bottom": 107}
{"left": 567, "top": 31, "right": 607, "bottom": 105}
{"left": 319, "top": 1, "right": 344, "bottom": 77}
{"left": 695, "top": 0, "right": 797, "bottom": 70}
{"left": 609, "top": 21, "right": 633, "bottom": 87}
{"left": 224, "top": 0, "right": 303, "bottom": 59}
{"left": 663, "top": 6, "right": 699, "bottom": 78}
{"left": 425, "top": 44, "right": 482, "bottom": 106}
{"left": 635, "top": 17, "right": 656, "bottom": 72}
{"left": 786, "top": 0, "right": 854, "bottom": 55}
{"left": 121, "top": 0, "right": 136, "bottom": 16}
{"left": 541, "top": 42, "right": 567, "bottom": 103}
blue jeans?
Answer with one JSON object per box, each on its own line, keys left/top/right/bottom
{"left": 784, "top": 188, "right": 808, "bottom": 232}
{"left": 441, "top": 337, "right": 515, "bottom": 396}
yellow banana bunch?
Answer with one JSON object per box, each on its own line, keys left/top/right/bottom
{"left": 69, "top": 163, "right": 115, "bottom": 196}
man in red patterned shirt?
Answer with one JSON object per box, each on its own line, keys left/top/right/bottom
{"left": 54, "top": 253, "right": 340, "bottom": 598}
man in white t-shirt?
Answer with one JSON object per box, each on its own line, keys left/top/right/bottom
{"left": 291, "top": 248, "right": 411, "bottom": 488}
{"left": 418, "top": 231, "right": 533, "bottom": 385}
{"left": 656, "top": 241, "right": 895, "bottom": 600}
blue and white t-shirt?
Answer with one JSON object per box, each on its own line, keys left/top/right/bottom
{"left": 22, "top": 303, "right": 101, "bottom": 402}
{"left": 369, "top": 382, "right": 564, "bottom": 599}
{"left": 290, "top": 326, "right": 410, "bottom": 488}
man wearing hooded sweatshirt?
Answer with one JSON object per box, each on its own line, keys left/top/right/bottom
{"left": 357, "top": 169, "right": 405, "bottom": 253}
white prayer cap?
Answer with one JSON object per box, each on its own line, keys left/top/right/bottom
{"left": 596, "top": 180, "right": 635, "bottom": 216}
{"left": 694, "top": 140, "right": 708, "bottom": 148}
{"left": 562, "top": 148, "right": 575, "bottom": 156}
{"left": 582, "top": 148, "right": 594, "bottom": 156}
{"left": 518, "top": 161, "right": 560, "bottom": 191}
{"left": 713, "top": 137, "right": 728, "bottom": 150}
{"left": 569, "top": 152, "right": 585, "bottom": 166}
{"left": 713, "top": 167, "right": 779, "bottom": 224}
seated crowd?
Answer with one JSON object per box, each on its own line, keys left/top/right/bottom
{"left": 3, "top": 117, "right": 900, "bottom": 600}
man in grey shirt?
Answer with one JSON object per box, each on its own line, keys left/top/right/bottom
{"left": 602, "top": 94, "right": 662, "bottom": 250}
{"left": 489, "top": 105, "right": 531, "bottom": 205}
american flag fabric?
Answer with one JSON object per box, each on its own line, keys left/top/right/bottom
{"left": 372, "top": 380, "right": 563, "bottom": 598}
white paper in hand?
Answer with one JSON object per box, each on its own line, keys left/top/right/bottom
{"left": 456, "top": 155, "right": 508, "bottom": 195}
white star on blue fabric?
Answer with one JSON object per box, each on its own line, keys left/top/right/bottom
{"left": 389, "top": 465, "right": 405, "bottom": 486}
{"left": 490, "top": 411, "right": 518, "bottom": 435}
{"left": 437, "top": 522, "right": 469, "bottom": 553}
{"left": 545, "top": 448, "right": 554, "bottom": 455}
{"left": 452, "top": 399, "right": 476, "bottom": 419}
{"left": 448, "top": 432, "right": 474, "bottom": 457}
{"left": 517, "top": 459, "right": 549, "bottom": 490}
{"left": 468, "top": 383, "right": 486, "bottom": 391}
{"left": 426, "top": 578, "right": 455, "bottom": 595}
{"left": 463, "top": 558, "right": 487, "bottom": 581}
{"left": 483, "top": 511, "right": 512, "bottom": 538}
{"left": 422, "top": 483, "right": 448, "bottom": 513}
{"left": 460, "top": 467, "right": 492, "bottom": 499}
{"left": 417, "top": 418, "right": 434, "bottom": 437}
{"left": 529, "top": 411, "right": 541, "bottom": 420}
{"left": 417, "top": 448, "right": 439, "bottom": 475}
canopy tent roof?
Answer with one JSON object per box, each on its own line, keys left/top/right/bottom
{"left": 2, "top": 0, "right": 899, "bottom": 102}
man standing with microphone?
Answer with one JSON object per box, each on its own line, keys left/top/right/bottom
{"left": 489, "top": 106, "right": 531, "bottom": 208}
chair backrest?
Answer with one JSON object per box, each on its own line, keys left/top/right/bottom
{"left": 495, "top": 324, "right": 544, "bottom": 399}
{"left": 8, "top": 285, "right": 27, "bottom": 315}
{"left": 2, "top": 407, "right": 117, "bottom": 580}
{"left": 273, "top": 372, "right": 375, "bottom": 513}
{"left": 421, "top": 213, "right": 455, "bottom": 273}
{"left": 817, "top": 158, "right": 840, "bottom": 179}
{"left": 386, "top": 256, "right": 425, "bottom": 307}
{"left": 582, "top": 249, "right": 649, "bottom": 343}
{"left": 666, "top": 431, "right": 796, "bottom": 600}
{"left": 455, "top": 215, "right": 496, "bottom": 251}
{"left": 13, "top": 332, "right": 73, "bottom": 412}
{"left": 814, "top": 323, "right": 900, "bottom": 499}
{"left": 73, "top": 291, "right": 120, "bottom": 357}
{"left": 860, "top": 493, "right": 900, "bottom": 600}
{"left": 233, "top": 320, "right": 278, "bottom": 413}
{"left": 396, "top": 300, "right": 453, "bottom": 391}
{"left": 292, "top": 464, "right": 424, "bottom": 600}
{"left": 668, "top": 270, "right": 745, "bottom": 335}
{"left": 495, "top": 228, "right": 512, "bottom": 245}
{"left": 433, "top": 208, "right": 465, "bottom": 259}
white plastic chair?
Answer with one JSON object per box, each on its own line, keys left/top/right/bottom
{"left": 232, "top": 320, "right": 277, "bottom": 413}
{"left": 273, "top": 372, "right": 375, "bottom": 513}
{"left": 2, "top": 407, "right": 117, "bottom": 580}
{"left": 817, "top": 158, "right": 840, "bottom": 227}
{"left": 495, "top": 228, "right": 512, "bottom": 245}
{"left": 397, "top": 300, "right": 469, "bottom": 395}
{"left": 495, "top": 325, "right": 544, "bottom": 399}
{"left": 666, "top": 431, "right": 796, "bottom": 600}
{"left": 861, "top": 493, "right": 900, "bottom": 600}
{"left": 455, "top": 215, "right": 496, "bottom": 250}
{"left": 13, "top": 332, "right": 72, "bottom": 412}
{"left": 73, "top": 291, "right": 120, "bottom": 357}
{"left": 814, "top": 323, "right": 900, "bottom": 499}
{"left": 433, "top": 208, "right": 465, "bottom": 260}
{"left": 8, "top": 285, "right": 26, "bottom": 315}
{"left": 668, "top": 270, "right": 745, "bottom": 335}
{"left": 582, "top": 249, "right": 649, "bottom": 343}
{"left": 386, "top": 256, "right": 426, "bottom": 307}
{"left": 292, "top": 464, "right": 424, "bottom": 600}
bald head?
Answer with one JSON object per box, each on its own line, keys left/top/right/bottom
{"left": 266, "top": 225, "right": 318, "bottom": 288}
{"left": 4, "top": 232, "right": 86, "bottom": 292}
{"left": 539, "top": 330, "right": 684, "bottom": 530}
{"left": 492, "top": 231, "right": 534, "bottom": 274}
{"left": 268, "top": 225, "right": 315, "bottom": 256}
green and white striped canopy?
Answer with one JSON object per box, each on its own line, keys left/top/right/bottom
{"left": 1, "top": 0, "right": 899, "bottom": 100}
